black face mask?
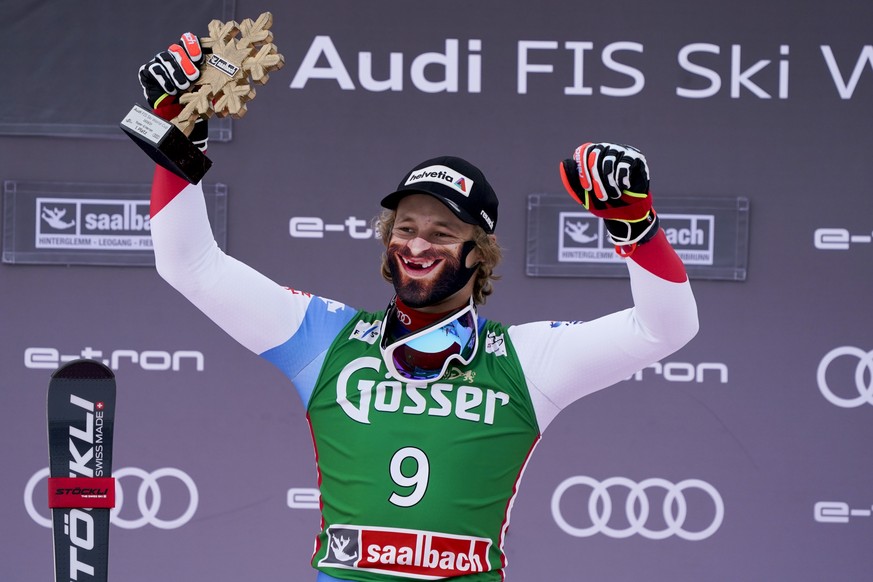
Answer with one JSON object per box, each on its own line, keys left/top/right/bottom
{"left": 387, "top": 240, "right": 478, "bottom": 308}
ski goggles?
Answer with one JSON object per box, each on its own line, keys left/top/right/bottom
{"left": 379, "top": 299, "right": 479, "bottom": 382}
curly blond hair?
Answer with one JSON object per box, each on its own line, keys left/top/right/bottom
{"left": 374, "top": 208, "right": 501, "bottom": 304}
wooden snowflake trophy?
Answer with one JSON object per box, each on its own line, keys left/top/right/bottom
{"left": 120, "top": 13, "right": 284, "bottom": 184}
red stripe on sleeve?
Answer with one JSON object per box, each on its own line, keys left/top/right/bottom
{"left": 629, "top": 229, "right": 688, "bottom": 283}
{"left": 150, "top": 164, "right": 190, "bottom": 217}
{"left": 148, "top": 100, "right": 190, "bottom": 217}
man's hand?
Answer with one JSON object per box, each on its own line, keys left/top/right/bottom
{"left": 138, "top": 33, "right": 204, "bottom": 109}
{"left": 138, "top": 33, "right": 208, "bottom": 151}
{"left": 560, "top": 142, "right": 658, "bottom": 248}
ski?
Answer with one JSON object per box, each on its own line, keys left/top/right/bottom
{"left": 47, "top": 359, "right": 117, "bottom": 582}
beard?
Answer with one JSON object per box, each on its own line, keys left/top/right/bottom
{"left": 387, "top": 241, "right": 477, "bottom": 308}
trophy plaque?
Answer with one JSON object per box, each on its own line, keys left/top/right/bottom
{"left": 120, "top": 12, "right": 284, "bottom": 183}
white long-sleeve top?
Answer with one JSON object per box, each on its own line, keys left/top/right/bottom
{"left": 150, "top": 167, "right": 698, "bottom": 432}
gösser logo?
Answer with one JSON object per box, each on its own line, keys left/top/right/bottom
{"left": 817, "top": 346, "right": 873, "bottom": 408}
{"left": 550, "top": 476, "right": 724, "bottom": 541}
{"left": 25, "top": 467, "right": 199, "bottom": 530}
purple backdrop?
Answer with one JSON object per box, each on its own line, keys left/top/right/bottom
{"left": 2, "top": 0, "right": 872, "bottom": 580}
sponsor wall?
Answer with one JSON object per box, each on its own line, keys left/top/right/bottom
{"left": 1, "top": 0, "right": 871, "bottom": 580}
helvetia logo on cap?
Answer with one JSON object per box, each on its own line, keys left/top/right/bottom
{"left": 404, "top": 165, "right": 474, "bottom": 197}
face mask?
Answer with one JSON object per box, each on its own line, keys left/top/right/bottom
{"left": 387, "top": 240, "right": 479, "bottom": 308}
{"left": 379, "top": 297, "right": 479, "bottom": 383}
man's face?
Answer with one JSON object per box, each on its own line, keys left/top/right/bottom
{"left": 387, "top": 194, "right": 479, "bottom": 311}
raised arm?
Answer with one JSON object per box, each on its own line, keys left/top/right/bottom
{"left": 511, "top": 143, "right": 699, "bottom": 430}
{"left": 140, "top": 33, "right": 315, "bottom": 356}
{"left": 151, "top": 169, "right": 313, "bottom": 355}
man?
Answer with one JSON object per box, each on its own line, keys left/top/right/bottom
{"left": 141, "top": 36, "right": 698, "bottom": 582}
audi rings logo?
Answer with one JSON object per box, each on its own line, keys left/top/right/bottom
{"left": 25, "top": 467, "right": 199, "bottom": 529}
{"left": 551, "top": 476, "right": 724, "bottom": 541}
{"left": 817, "top": 347, "right": 873, "bottom": 408}
{"left": 396, "top": 308, "right": 412, "bottom": 326}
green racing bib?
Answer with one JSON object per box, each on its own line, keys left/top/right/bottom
{"left": 307, "top": 310, "right": 540, "bottom": 581}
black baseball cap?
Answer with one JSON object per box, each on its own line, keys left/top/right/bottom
{"left": 381, "top": 156, "right": 498, "bottom": 234}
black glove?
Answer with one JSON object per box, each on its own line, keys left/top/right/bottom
{"left": 560, "top": 142, "right": 658, "bottom": 248}
{"left": 138, "top": 32, "right": 208, "bottom": 151}
{"left": 138, "top": 32, "right": 204, "bottom": 108}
